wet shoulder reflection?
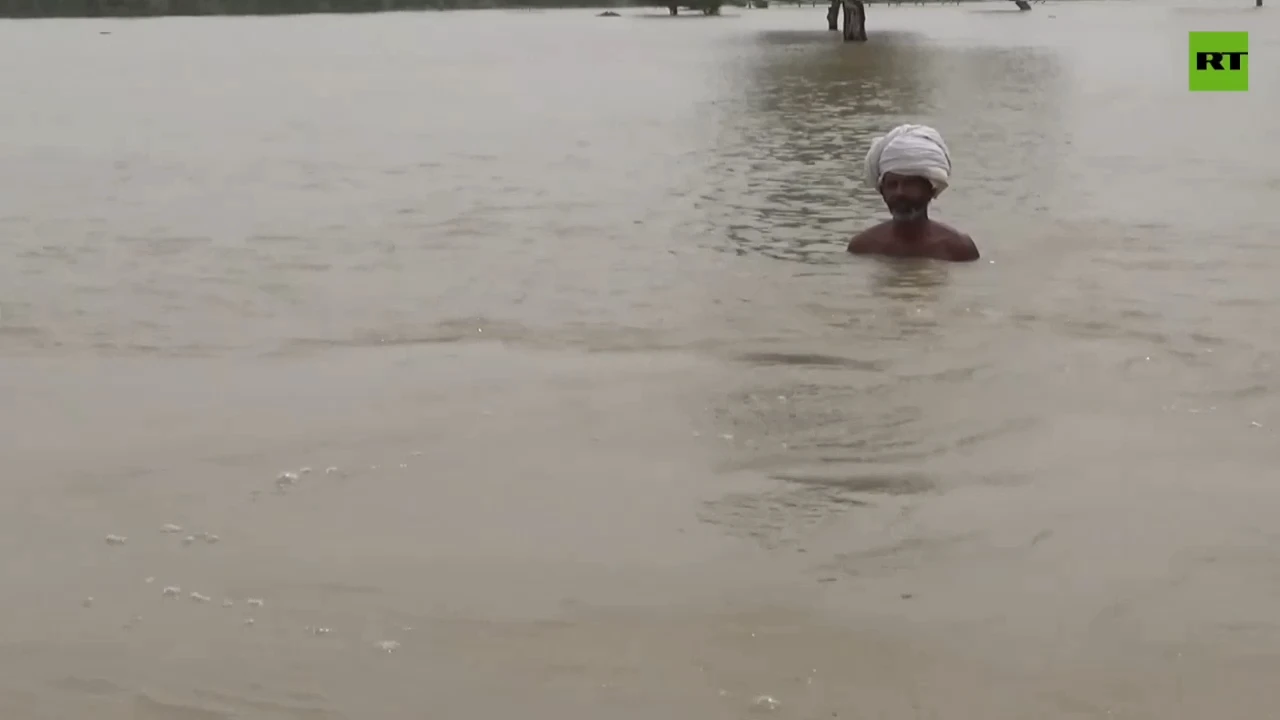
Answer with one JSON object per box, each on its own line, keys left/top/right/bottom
{"left": 867, "top": 257, "right": 950, "bottom": 302}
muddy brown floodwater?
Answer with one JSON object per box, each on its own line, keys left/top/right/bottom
{"left": 2, "top": 1, "right": 1280, "bottom": 717}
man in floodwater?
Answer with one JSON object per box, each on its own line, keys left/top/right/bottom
{"left": 847, "top": 124, "right": 980, "bottom": 262}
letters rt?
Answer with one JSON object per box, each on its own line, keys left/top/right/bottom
{"left": 1196, "top": 51, "right": 1248, "bottom": 71}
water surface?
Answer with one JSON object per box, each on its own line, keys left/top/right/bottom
{"left": 2, "top": 2, "right": 1280, "bottom": 717}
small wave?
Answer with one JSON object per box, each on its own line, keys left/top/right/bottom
{"left": 736, "top": 351, "right": 885, "bottom": 370}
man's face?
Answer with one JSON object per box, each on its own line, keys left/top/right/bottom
{"left": 879, "top": 172, "right": 934, "bottom": 221}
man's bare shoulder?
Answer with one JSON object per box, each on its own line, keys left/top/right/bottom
{"left": 929, "top": 221, "right": 979, "bottom": 262}
{"left": 952, "top": 234, "right": 980, "bottom": 262}
{"left": 847, "top": 221, "right": 894, "bottom": 254}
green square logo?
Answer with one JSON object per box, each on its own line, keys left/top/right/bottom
{"left": 1189, "top": 31, "right": 1249, "bottom": 92}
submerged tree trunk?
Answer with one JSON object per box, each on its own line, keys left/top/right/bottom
{"left": 842, "top": 0, "right": 866, "bottom": 41}
{"left": 1014, "top": 0, "right": 1030, "bottom": 9}
{"left": 826, "top": 0, "right": 838, "bottom": 30}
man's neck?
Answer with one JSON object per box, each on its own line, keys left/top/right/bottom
{"left": 889, "top": 212, "right": 931, "bottom": 239}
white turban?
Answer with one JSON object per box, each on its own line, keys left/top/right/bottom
{"left": 864, "top": 124, "right": 952, "bottom": 197}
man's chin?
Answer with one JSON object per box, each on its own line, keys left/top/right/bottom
{"left": 889, "top": 208, "right": 927, "bottom": 222}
